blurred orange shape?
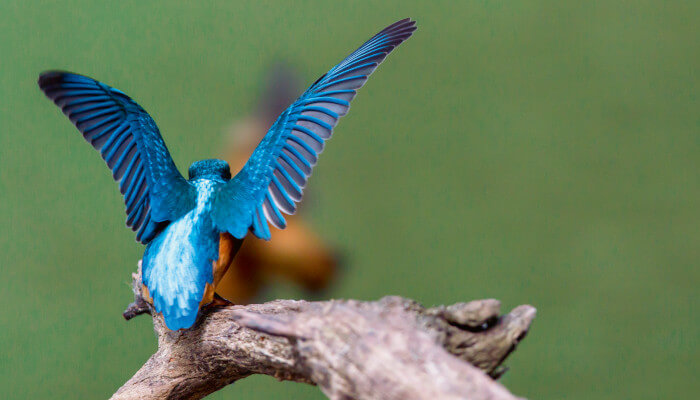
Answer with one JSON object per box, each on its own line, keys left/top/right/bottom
{"left": 215, "top": 63, "right": 341, "bottom": 304}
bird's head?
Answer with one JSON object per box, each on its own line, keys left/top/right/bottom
{"left": 188, "top": 159, "right": 232, "bottom": 181}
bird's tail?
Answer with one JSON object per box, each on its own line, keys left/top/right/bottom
{"left": 142, "top": 231, "right": 217, "bottom": 330}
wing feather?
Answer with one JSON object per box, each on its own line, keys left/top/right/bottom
{"left": 212, "top": 18, "right": 416, "bottom": 239}
{"left": 39, "top": 72, "right": 196, "bottom": 243}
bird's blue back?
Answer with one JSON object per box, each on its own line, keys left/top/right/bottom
{"left": 142, "top": 178, "right": 222, "bottom": 330}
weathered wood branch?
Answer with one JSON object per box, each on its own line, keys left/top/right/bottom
{"left": 113, "top": 268, "right": 535, "bottom": 400}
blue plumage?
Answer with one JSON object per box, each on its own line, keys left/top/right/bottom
{"left": 38, "top": 72, "right": 196, "bottom": 243}
{"left": 143, "top": 177, "right": 222, "bottom": 330}
{"left": 38, "top": 18, "right": 416, "bottom": 330}
{"left": 213, "top": 18, "right": 417, "bottom": 240}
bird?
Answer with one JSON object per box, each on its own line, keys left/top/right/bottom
{"left": 38, "top": 18, "right": 416, "bottom": 330}
{"left": 218, "top": 62, "right": 341, "bottom": 304}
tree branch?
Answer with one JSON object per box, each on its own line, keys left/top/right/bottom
{"left": 112, "top": 267, "right": 535, "bottom": 400}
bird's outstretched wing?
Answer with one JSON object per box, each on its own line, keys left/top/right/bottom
{"left": 212, "top": 18, "right": 416, "bottom": 240}
{"left": 38, "top": 72, "right": 196, "bottom": 243}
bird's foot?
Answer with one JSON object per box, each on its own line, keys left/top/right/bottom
{"left": 209, "top": 292, "right": 235, "bottom": 308}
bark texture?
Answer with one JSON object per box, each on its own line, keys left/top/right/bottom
{"left": 113, "top": 269, "right": 535, "bottom": 400}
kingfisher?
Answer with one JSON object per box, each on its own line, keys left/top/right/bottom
{"left": 38, "top": 18, "right": 416, "bottom": 330}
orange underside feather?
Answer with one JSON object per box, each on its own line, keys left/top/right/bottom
{"left": 200, "top": 232, "right": 241, "bottom": 307}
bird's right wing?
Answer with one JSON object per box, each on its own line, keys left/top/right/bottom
{"left": 211, "top": 18, "right": 416, "bottom": 240}
{"left": 38, "top": 72, "right": 196, "bottom": 243}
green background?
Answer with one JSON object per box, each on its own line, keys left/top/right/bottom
{"left": 0, "top": 1, "right": 697, "bottom": 399}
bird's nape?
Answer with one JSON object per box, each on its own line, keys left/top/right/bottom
{"left": 188, "top": 159, "right": 232, "bottom": 180}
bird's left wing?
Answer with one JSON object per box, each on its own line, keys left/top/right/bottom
{"left": 38, "top": 72, "right": 196, "bottom": 243}
{"left": 212, "top": 18, "right": 416, "bottom": 240}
